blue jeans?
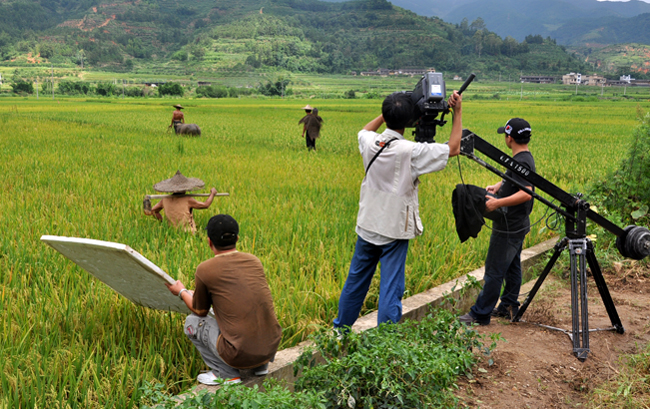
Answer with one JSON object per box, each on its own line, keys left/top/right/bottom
{"left": 470, "top": 232, "right": 525, "bottom": 322}
{"left": 334, "top": 236, "right": 409, "bottom": 328}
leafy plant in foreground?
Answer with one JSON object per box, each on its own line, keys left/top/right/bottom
{"left": 294, "top": 309, "right": 493, "bottom": 408}
{"left": 140, "top": 378, "right": 326, "bottom": 409}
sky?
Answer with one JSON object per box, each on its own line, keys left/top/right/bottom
{"left": 598, "top": 0, "right": 650, "bottom": 2}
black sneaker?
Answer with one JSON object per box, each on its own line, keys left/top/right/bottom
{"left": 491, "top": 306, "right": 519, "bottom": 319}
{"left": 458, "top": 313, "right": 490, "bottom": 326}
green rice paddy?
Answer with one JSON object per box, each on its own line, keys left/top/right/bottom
{"left": 1, "top": 94, "right": 648, "bottom": 407}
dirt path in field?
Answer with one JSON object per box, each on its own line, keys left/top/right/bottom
{"left": 456, "top": 261, "right": 650, "bottom": 408}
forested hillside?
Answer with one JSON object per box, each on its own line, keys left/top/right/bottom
{"left": 386, "top": 0, "right": 650, "bottom": 44}
{"left": 0, "top": 0, "right": 595, "bottom": 76}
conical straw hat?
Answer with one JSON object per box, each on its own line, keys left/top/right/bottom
{"left": 153, "top": 170, "right": 205, "bottom": 193}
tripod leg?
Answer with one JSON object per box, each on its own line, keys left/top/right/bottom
{"left": 586, "top": 240, "right": 625, "bottom": 334}
{"left": 513, "top": 238, "right": 567, "bottom": 322}
{"left": 570, "top": 239, "right": 590, "bottom": 361}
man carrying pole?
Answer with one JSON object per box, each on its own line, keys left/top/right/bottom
{"left": 143, "top": 170, "right": 225, "bottom": 233}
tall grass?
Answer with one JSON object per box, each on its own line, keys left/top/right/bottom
{"left": 0, "top": 97, "right": 644, "bottom": 406}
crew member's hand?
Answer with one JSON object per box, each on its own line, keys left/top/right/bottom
{"left": 210, "top": 187, "right": 217, "bottom": 195}
{"left": 485, "top": 195, "right": 500, "bottom": 212}
{"left": 448, "top": 91, "right": 462, "bottom": 110}
{"left": 166, "top": 280, "right": 186, "bottom": 296}
{"left": 486, "top": 184, "right": 499, "bottom": 194}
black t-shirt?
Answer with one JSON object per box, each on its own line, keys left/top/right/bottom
{"left": 493, "top": 150, "right": 536, "bottom": 238}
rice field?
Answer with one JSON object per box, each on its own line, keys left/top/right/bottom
{"left": 1, "top": 95, "right": 648, "bottom": 407}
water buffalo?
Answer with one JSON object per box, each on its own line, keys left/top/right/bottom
{"left": 173, "top": 122, "right": 201, "bottom": 136}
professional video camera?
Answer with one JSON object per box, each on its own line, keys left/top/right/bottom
{"left": 406, "top": 72, "right": 475, "bottom": 143}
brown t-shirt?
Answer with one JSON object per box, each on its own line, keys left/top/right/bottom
{"left": 193, "top": 251, "right": 282, "bottom": 369}
{"left": 160, "top": 196, "right": 196, "bottom": 232}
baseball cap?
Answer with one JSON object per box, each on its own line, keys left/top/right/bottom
{"left": 206, "top": 214, "right": 239, "bottom": 247}
{"left": 497, "top": 118, "right": 532, "bottom": 141}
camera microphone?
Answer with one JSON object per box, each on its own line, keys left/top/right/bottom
{"left": 458, "top": 73, "right": 476, "bottom": 95}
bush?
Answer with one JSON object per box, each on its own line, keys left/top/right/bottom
{"left": 95, "top": 82, "right": 117, "bottom": 96}
{"left": 343, "top": 89, "right": 356, "bottom": 99}
{"left": 58, "top": 81, "right": 92, "bottom": 95}
{"left": 124, "top": 86, "right": 144, "bottom": 97}
{"left": 158, "top": 82, "right": 184, "bottom": 97}
{"left": 258, "top": 78, "right": 291, "bottom": 97}
{"left": 591, "top": 108, "right": 650, "bottom": 226}
{"left": 294, "top": 309, "right": 493, "bottom": 408}
{"left": 196, "top": 84, "right": 227, "bottom": 98}
{"left": 11, "top": 80, "right": 33, "bottom": 94}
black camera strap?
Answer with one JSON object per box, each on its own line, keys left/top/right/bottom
{"left": 365, "top": 137, "right": 398, "bottom": 175}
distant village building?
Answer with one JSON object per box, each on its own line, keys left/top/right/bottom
{"left": 562, "top": 72, "right": 581, "bottom": 85}
{"left": 562, "top": 72, "right": 605, "bottom": 86}
{"left": 631, "top": 79, "right": 650, "bottom": 87}
{"left": 620, "top": 75, "right": 635, "bottom": 84}
{"left": 197, "top": 81, "right": 212, "bottom": 87}
{"left": 607, "top": 79, "right": 628, "bottom": 86}
{"left": 585, "top": 74, "right": 606, "bottom": 86}
{"left": 453, "top": 75, "right": 463, "bottom": 81}
{"left": 349, "top": 71, "right": 357, "bottom": 76}
{"left": 520, "top": 75, "right": 555, "bottom": 84}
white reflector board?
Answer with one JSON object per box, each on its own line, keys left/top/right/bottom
{"left": 41, "top": 235, "right": 190, "bottom": 314}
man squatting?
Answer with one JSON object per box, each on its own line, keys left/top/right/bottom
{"left": 334, "top": 90, "right": 463, "bottom": 330}
{"left": 166, "top": 214, "right": 282, "bottom": 385}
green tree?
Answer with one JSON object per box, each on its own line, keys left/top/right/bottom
{"left": 39, "top": 43, "right": 54, "bottom": 59}
{"left": 257, "top": 77, "right": 291, "bottom": 96}
{"left": 95, "top": 82, "right": 116, "bottom": 96}
{"left": 158, "top": 82, "right": 184, "bottom": 97}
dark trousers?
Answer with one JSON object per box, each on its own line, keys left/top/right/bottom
{"left": 470, "top": 232, "right": 525, "bottom": 322}
{"left": 306, "top": 132, "right": 316, "bottom": 150}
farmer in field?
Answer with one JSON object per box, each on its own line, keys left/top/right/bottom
{"left": 168, "top": 104, "right": 185, "bottom": 133}
{"left": 299, "top": 105, "right": 323, "bottom": 151}
{"left": 144, "top": 171, "right": 219, "bottom": 233}
{"left": 166, "top": 214, "right": 282, "bottom": 385}
{"left": 458, "top": 118, "right": 536, "bottom": 326}
{"left": 333, "top": 90, "right": 463, "bottom": 330}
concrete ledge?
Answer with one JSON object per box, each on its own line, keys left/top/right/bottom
{"left": 192, "top": 237, "right": 558, "bottom": 394}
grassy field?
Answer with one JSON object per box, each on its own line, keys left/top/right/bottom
{"left": 1, "top": 94, "right": 648, "bottom": 407}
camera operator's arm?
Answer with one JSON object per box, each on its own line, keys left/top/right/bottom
{"left": 447, "top": 91, "right": 462, "bottom": 157}
{"left": 363, "top": 115, "right": 385, "bottom": 132}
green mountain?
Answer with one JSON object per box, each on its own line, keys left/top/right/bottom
{"left": 0, "top": 0, "right": 597, "bottom": 77}
{"left": 382, "top": 0, "right": 650, "bottom": 44}
{"left": 553, "top": 13, "right": 650, "bottom": 46}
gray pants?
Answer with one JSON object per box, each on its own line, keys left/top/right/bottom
{"left": 184, "top": 314, "right": 240, "bottom": 379}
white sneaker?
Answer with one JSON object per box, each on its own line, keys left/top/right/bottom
{"left": 197, "top": 372, "right": 241, "bottom": 386}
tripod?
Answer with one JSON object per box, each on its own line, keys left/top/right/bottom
{"left": 512, "top": 203, "right": 624, "bottom": 361}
